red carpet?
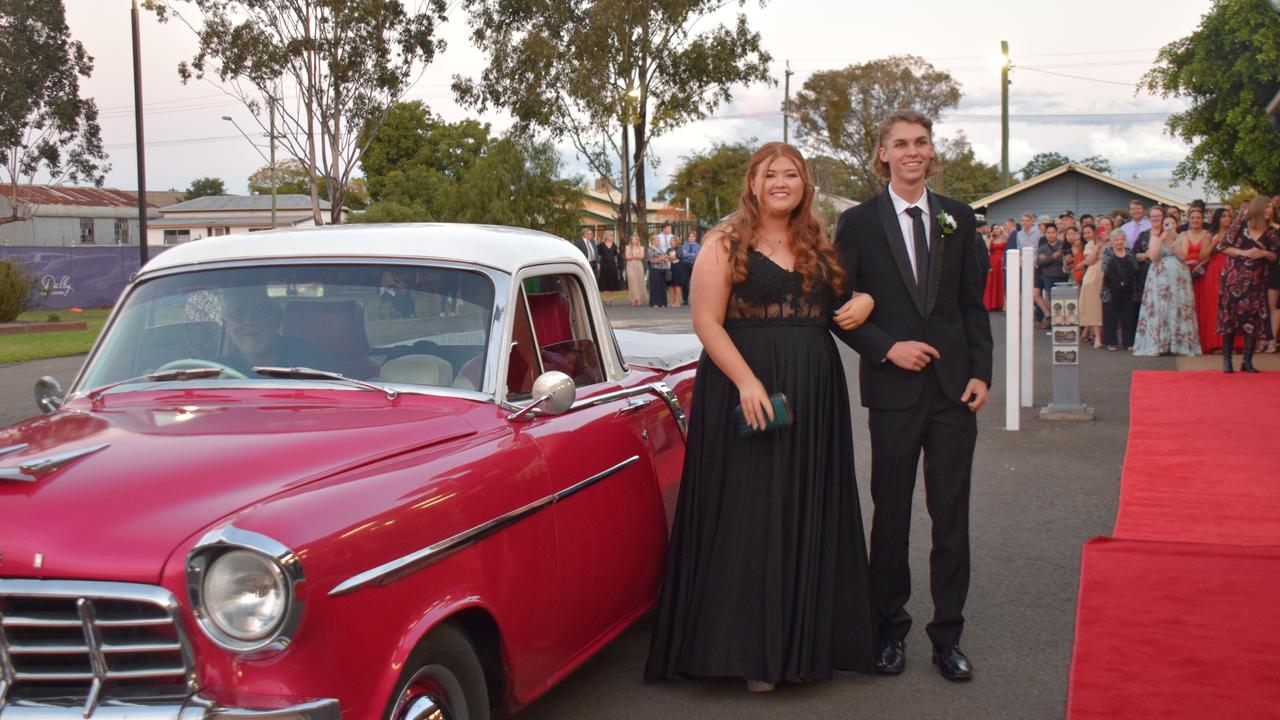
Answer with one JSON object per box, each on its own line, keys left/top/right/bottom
{"left": 1067, "top": 371, "right": 1280, "bottom": 718}
{"left": 1067, "top": 538, "right": 1280, "bottom": 719}
{"left": 1113, "top": 372, "right": 1280, "bottom": 545}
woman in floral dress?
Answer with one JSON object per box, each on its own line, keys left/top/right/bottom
{"left": 1218, "top": 197, "right": 1280, "bottom": 373}
{"left": 1133, "top": 217, "right": 1200, "bottom": 356}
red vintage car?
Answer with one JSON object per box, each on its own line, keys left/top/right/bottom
{"left": 0, "top": 225, "right": 699, "bottom": 720}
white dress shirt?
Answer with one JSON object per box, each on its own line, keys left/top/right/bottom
{"left": 888, "top": 185, "right": 932, "bottom": 282}
{"left": 656, "top": 232, "right": 673, "bottom": 253}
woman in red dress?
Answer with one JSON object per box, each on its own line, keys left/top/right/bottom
{"left": 984, "top": 223, "right": 1007, "bottom": 311}
{"left": 1198, "top": 206, "right": 1241, "bottom": 353}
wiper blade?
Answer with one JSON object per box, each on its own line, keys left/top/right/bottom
{"left": 85, "top": 367, "right": 226, "bottom": 402}
{"left": 253, "top": 366, "right": 399, "bottom": 400}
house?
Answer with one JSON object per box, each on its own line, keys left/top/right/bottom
{"left": 148, "top": 194, "right": 346, "bottom": 246}
{"left": 0, "top": 185, "right": 160, "bottom": 246}
{"left": 970, "top": 163, "right": 1223, "bottom": 223}
{"left": 579, "top": 180, "right": 691, "bottom": 239}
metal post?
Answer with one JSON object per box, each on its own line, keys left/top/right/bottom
{"left": 620, "top": 122, "right": 630, "bottom": 241}
{"left": 1005, "top": 248, "right": 1021, "bottom": 430}
{"left": 1020, "top": 246, "right": 1035, "bottom": 407}
{"left": 1000, "top": 40, "right": 1010, "bottom": 189}
{"left": 269, "top": 103, "right": 277, "bottom": 229}
{"left": 131, "top": 0, "right": 148, "bottom": 262}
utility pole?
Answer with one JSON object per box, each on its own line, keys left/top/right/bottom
{"left": 131, "top": 0, "right": 148, "bottom": 263}
{"left": 1001, "top": 40, "right": 1011, "bottom": 188}
{"left": 269, "top": 102, "right": 277, "bottom": 229}
{"left": 782, "top": 61, "right": 791, "bottom": 142}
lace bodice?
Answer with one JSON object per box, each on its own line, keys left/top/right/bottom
{"left": 724, "top": 250, "right": 835, "bottom": 328}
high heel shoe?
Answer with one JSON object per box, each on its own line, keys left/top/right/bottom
{"left": 746, "top": 679, "right": 776, "bottom": 693}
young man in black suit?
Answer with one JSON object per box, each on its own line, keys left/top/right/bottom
{"left": 832, "top": 109, "right": 994, "bottom": 682}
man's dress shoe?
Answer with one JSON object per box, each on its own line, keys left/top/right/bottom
{"left": 877, "top": 639, "right": 906, "bottom": 675}
{"left": 932, "top": 644, "right": 974, "bottom": 681}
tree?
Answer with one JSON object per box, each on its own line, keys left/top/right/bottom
{"left": 1142, "top": 0, "right": 1280, "bottom": 194}
{"left": 1018, "top": 152, "right": 1072, "bottom": 181}
{"left": 1019, "top": 152, "right": 1113, "bottom": 181}
{"left": 356, "top": 102, "right": 582, "bottom": 238}
{"left": 1077, "top": 155, "right": 1113, "bottom": 175}
{"left": 148, "top": 0, "right": 448, "bottom": 224}
{"left": 454, "top": 0, "right": 773, "bottom": 237}
{"left": 0, "top": 0, "right": 108, "bottom": 225}
{"left": 246, "top": 160, "right": 369, "bottom": 208}
{"left": 934, "top": 133, "right": 1002, "bottom": 203}
{"left": 657, "top": 140, "right": 754, "bottom": 223}
{"left": 184, "top": 177, "right": 226, "bottom": 199}
{"left": 791, "top": 55, "right": 961, "bottom": 201}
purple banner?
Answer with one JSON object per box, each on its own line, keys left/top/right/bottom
{"left": 0, "top": 246, "right": 169, "bottom": 310}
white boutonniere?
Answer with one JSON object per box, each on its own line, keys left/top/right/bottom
{"left": 938, "top": 211, "right": 957, "bottom": 236}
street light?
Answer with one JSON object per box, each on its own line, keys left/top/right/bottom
{"left": 221, "top": 114, "right": 277, "bottom": 229}
{"left": 1000, "top": 40, "right": 1012, "bottom": 189}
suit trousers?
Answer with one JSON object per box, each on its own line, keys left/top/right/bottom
{"left": 1102, "top": 295, "right": 1138, "bottom": 349}
{"left": 868, "top": 367, "right": 977, "bottom": 648}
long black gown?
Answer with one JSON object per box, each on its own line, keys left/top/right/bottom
{"left": 645, "top": 249, "right": 878, "bottom": 683}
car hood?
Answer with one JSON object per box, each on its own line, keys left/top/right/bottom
{"left": 0, "top": 388, "right": 479, "bottom": 583}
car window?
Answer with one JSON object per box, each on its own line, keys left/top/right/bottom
{"left": 78, "top": 264, "right": 495, "bottom": 393}
{"left": 506, "top": 289, "right": 541, "bottom": 399}
{"left": 520, "top": 273, "right": 604, "bottom": 389}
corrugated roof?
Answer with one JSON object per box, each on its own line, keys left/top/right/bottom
{"left": 149, "top": 215, "right": 311, "bottom": 227}
{"left": 5, "top": 185, "right": 154, "bottom": 209}
{"left": 970, "top": 163, "right": 1188, "bottom": 210}
{"left": 160, "top": 194, "right": 331, "bottom": 213}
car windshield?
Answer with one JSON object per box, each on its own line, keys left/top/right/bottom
{"left": 78, "top": 264, "right": 495, "bottom": 395}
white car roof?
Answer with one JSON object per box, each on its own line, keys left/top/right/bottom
{"left": 140, "top": 223, "right": 588, "bottom": 276}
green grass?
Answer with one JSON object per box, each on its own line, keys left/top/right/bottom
{"left": 1, "top": 308, "right": 112, "bottom": 365}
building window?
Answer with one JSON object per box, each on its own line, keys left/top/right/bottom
{"left": 210, "top": 226, "right": 229, "bottom": 237}
{"left": 114, "top": 219, "right": 130, "bottom": 244}
{"left": 164, "top": 229, "right": 191, "bottom": 245}
{"left": 79, "top": 218, "right": 95, "bottom": 244}
{"left": 247, "top": 227, "right": 271, "bottom": 232}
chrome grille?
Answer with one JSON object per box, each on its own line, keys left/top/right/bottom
{"left": 0, "top": 580, "right": 197, "bottom": 715}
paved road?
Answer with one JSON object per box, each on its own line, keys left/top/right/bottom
{"left": 0, "top": 306, "right": 1174, "bottom": 719}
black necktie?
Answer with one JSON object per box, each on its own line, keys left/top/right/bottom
{"left": 905, "top": 206, "right": 930, "bottom": 294}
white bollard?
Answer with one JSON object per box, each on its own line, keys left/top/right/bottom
{"left": 1020, "top": 246, "right": 1035, "bottom": 408}
{"left": 1005, "top": 248, "right": 1021, "bottom": 431}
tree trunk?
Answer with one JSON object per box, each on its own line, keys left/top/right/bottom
{"left": 632, "top": 117, "right": 647, "bottom": 238}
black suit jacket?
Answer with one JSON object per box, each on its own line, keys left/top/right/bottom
{"left": 833, "top": 188, "right": 993, "bottom": 410}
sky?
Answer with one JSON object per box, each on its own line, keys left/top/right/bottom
{"left": 63, "top": 0, "right": 1216, "bottom": 200}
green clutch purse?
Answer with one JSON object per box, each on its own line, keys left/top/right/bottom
{"left": 734, "top": 393, "right": 793, "bottom": 436}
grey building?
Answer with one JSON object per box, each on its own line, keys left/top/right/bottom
{"left": 971, "top": 163, "right": 1200, "bottom": 225}
{"left": 0, "top": 186, "right": 160, "bottom": 247}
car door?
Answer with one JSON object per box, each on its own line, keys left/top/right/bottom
{"left": 506, "top": 270, "right": 670, "bottom": 660}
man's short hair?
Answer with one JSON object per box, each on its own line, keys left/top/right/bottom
{"left": 1080, "top": 214, "right": 1094, "bottom": 223}
{"left": 1022, "top": 212, "right": 1035, "bottom": 221}
{"left": 873, "top": 109, "right": 935, "bottom": 181}
{"left": 1129, "top": 199, "right": 1145, "bottom": 207}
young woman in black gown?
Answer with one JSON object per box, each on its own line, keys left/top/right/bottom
{"left": 645, "top": 142, "right": 879, "bottom": 691}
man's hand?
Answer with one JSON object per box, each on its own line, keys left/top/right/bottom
{"left": 961, "top": 378, "right": 988, "bottom": 412}
{"left": 885, "top": 341, "right": 940, "bottom": 371}
{"left": 833, "top": 293, "right": 875, "bottom": 331}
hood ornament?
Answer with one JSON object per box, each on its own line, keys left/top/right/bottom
{"left": 0, "top": 443, "right": 110, "bottom": 483}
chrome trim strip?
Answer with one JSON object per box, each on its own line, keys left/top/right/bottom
{"left": 0, "top": 444, "right": 110, "bottom": 483}
{"left": 329, "top": 455, "right": 641, "bottom": 596}
{"left": 0, "top": 445, "right": 27, "bottom": 459}
{"left": 501, "top": 381, "right": 688, "bottom": 440}
{"left": 186, "top": 527, "right": 304, "bottom": 658}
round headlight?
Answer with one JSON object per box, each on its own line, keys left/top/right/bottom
{"left": 202, "top": 549, "right": 288, "bottom": 642}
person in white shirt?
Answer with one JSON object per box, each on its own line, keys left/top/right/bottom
{"left": 1120, "top": 199, "right": 1152, "bottom": 250}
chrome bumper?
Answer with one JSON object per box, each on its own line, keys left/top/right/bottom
{"left": 0, "top": 696, "right": 340, "bottom": 720}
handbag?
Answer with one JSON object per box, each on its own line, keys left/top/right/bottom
{"left": 663, "top": 268, "right": 673, "bottom": 283}
{"left": 734, "top": 393, "right": 793, "bottom": 436}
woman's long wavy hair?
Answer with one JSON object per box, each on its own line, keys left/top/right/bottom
{"left": 718, "top": 142, "right": 844, "bottom": 296}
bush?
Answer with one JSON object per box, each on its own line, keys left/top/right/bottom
{"left": 46, "top": 312, "right": 62, "bottom": 322}
{"left": 0, "top": 260, "right": 35, "bottom": 322}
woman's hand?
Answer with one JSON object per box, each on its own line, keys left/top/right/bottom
{"left": 736, "top": 376, "right": 774, "bottom": 431}
{"left": 833, "top": 293, "right": 875, "bottom": 331}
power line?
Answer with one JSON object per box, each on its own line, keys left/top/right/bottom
{"left": 1018, "top": 65, "right": 1142, "bottom": 87}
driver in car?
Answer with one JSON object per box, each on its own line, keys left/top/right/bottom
{"left": 216, "top": 286, "right": 333, "bottom": 375}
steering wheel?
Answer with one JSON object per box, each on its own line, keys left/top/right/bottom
{"left": 154, "top": 358, "right": 248, "bottom": 379}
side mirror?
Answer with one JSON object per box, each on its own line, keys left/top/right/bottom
{"left": 34, "top": 376, "right": 64, "bottom": 414}
{"left": 507, "top": 371, "right": 576, "bottom": 421}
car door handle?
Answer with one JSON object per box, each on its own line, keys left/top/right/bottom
{"left": 617, "top": 397, "right": 653, "bottom": 415}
